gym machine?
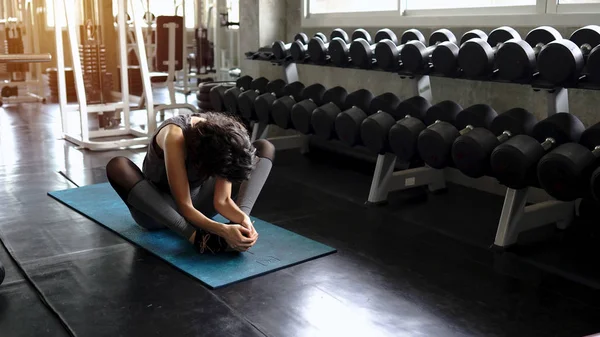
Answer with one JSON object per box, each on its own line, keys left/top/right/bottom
{"left": 0, "top": 0, "right": 46, "bottom": 106}
{"left": 54, "top": 0, "right": 154, "bottom": 151}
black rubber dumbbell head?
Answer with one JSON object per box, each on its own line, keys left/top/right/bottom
{"left": 312, "top": 89, "right": 366, "bottom": 140}
{"left": 349, "top": 29, "right": 397, "bottom": 69}
{"left": 238, "top": 78, "right": 277, "bottom": 120}
{"left": 388, "top": 100, "right": 459, "bottom": 161}
{"left": 451, "top": 108, "right": 536, "bottom": 178}
{"left": 209, "top": 84, "right": 233, "bottom": 112}
{"left": 336, "top": 91, "right": 389, "bottom": 146}
{"left": 538, "top": 25, "right": 600, "bottom": 84}
{"left": 497, "top": 26, "right": 561, "bottom": 81}
{"left": 375, "top": 29, "right": 425, "bottom": 71}
{"left": 273, "top": 83, "right": 325, "bottom": 130}
{"left": 360, "top": 94, "right": 412, "bottom": 154}
{"left": 458, "top": 26, "right": 521, "bottom": 78}
{"left": 272, "top": 33, "right": 309, "bottom": 60}
{"left": 330, "top": 29, "right": 373, "bottom": 67}
{"left": 237, "top": 75, "right": 253, "bottom": 90}
{"left": 432, "top": 29, "right": 487, "bottom": 76}
{"left": 401, "top": 29, "right": 457, "bottom": 73}
{"left": 290, "top": 33, "right": 327, "bottom": 61}
{"left": 292, "top": 86, "right": 347, "bottom": 134}
{"left": 537, "top": 122, "right": 600, "bottom": 201}
{"left": 255, "top": 81, "right": 304, "bottom": 124}
{"left": 418, "top": 104, "right": 497, "bottom": 169}
{"left": 308, "top": 29, "right": 349, "bottom": 64}
{"left": 491, "top": 113, "right": 584, "bottom": 189}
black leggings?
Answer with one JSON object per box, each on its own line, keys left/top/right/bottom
{"left": 106, "top": 139, "right": 275, "bottom": 240}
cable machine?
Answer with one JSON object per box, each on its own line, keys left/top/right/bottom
{"left": 53, "top": 0, "right": 154, "bottom": 151}
{"left": 0, "top": 0, "right": 45, "bottom": 106}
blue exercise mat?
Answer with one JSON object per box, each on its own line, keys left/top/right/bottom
{"left": 48, "top": 183, "right": 336, "bottom": 289}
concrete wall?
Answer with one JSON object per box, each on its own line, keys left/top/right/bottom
{"left": 240, "top": 0, "right": 600, "bottom": 128}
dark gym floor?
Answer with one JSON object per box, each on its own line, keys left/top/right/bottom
{"left": 1, "top": 100, "right": 600, "bottom": 337}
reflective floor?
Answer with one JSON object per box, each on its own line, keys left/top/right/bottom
{"left": 0, "top": 101, "right": 599, "bottom": 337}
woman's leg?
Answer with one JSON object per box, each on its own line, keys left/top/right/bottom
{"left": 105, "top": 156, "right": 196, "bottom": 240}
{"left": 235, "top": 139, "right": 275, "bottom": 215}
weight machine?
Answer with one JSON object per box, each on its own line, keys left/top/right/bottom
{"left": 0, "top": 0, "right": 45, "bottom": 106}
{"left": 54, "top": 0, "right": 154, "bottom": 150}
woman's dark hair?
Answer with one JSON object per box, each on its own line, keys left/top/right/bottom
{"left": 184, "top": 112, "right": 256, "bottom": 183}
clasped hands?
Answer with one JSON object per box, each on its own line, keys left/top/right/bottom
{"left": 221, "top": 215, "right": 258, "bottom": 252}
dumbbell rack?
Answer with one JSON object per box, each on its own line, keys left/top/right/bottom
{"left": 246, "top": 43, "right": 583, "bottom": 250}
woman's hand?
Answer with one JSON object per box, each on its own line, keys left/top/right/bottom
{"left": 240, "top": 215, "right": 258, "bottom": 237}
{"left": 221, "top": 224, "right": 258, "bottom": 252}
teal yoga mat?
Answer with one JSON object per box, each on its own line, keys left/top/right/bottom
{"left": 48, "top": 183, "right": 336, "bottom": 289}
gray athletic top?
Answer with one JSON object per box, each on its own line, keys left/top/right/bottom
{"left": 142, "top": 113, "right": 208, "bottom": 193}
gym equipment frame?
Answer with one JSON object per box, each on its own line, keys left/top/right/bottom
{"left": 53, "top": 0, "right": 154, "bottom": 151}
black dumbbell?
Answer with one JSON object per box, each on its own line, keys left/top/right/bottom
{"left": 451, "top": 108, "right": 537, "bottom": 178}
{"left": 496, "top": 26, "right": 561, "bottom": 81}
{"left": 375, "top": 29, "right": 426, "bottom": 71}
{"left": 311, "top": 89, "right": 368, "bottom": 141}
{"left": 537, "top": 122, "right": 600, "bottom": 201}
{"left": 490, "top": 113, "right": 585, "bottom": 190}
{"left": 209, "top": 83, "right": 234, "bottom": 112}
{"left": 388, "top": 100, "right": 461, "bottom": 162}
{"left": 431, "top": 29, "right": 488, "bottom": 76}
{"left": 272, "top": 83, "right": 326, "bottom": 130}
{"left": 291, "top": 86, "right": 347, "bottom": 134}
{"left": 307, "top": 29, "right": 349, "bottom": 64}
{"left": 272, "top": 33, "right": 309, "bottom": 60}
{"left": 349, "top": 29, "right": 397, "bottom": 69}
{"left": 400, "top": 29, "right": 457, "bottom": 73}
{"left": 329, "top": 29, "right": 375, "bottom": 67}
{"left": 255, "top": 81, "right": 305, "bottom": 125}
{"left": 360, "top": 96, "right": 430, "bottom": 154}
{"left": 290, "top": 33, "right": 328, "bottom": 61}
{"left": 458, "top": 26, "right": 521, "bottom": 78}
{"left": 223, "top": 75, "right": 255, "bottom": 115}
{"left": 336, "top": 92, "right": 400, "bottom": 147}
{"left": 538, "top": 25, "right": 600, "bottom": 85}
{"left": 418, "top": 104, "right": 498, "bottom": 169}
{"left": 589, "top": 159, "right": 600, "bottom": 201}
{"left": 238, "top": 79, "right": 283, "bottom": 121}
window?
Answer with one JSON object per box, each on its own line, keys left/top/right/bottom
{"left": 45, "top": 0, "right": 68, "bottom": 28}
{"left": 308, "top": 0, "right": 398, "bottom": 14}
{"left": 303, "top": 0, "right": 600, "bottom": 27}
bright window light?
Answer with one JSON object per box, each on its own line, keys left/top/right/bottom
{"left": 406, "top": 0, "right": 535, "bottom": 10}
{"left": 45, "top": 0, "right": 67, "bottom": 28}
{"left": 559, "top": 0, "right": 600, "bottom": 3}
{"left": 308, "top": 0, "right": 398, "bottom": 14}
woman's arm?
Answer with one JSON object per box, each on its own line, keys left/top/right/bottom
{"left": 161, "top": 126, "right": 226, "bottom": 237}
{"left": 213, "top": 177, "right": 249, "bottom": 224}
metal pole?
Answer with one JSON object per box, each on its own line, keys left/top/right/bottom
{"left": 118, "top": 0, "right": 130, "bottom": 132}
{"left": 54, "top": 0, "right": 68, "bottom": 134}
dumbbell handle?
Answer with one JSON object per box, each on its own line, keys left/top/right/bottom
{"left": 592, "top": 145, "right": 600, "bottom": 156}
{"left": 541, "top": 137, "right": 556, "bottom": 150}
{"left": 497, "top": 130, "right": 512, "bottom": 143}
{"left": 459, "top": 125, "right": 474, "bottom": 135}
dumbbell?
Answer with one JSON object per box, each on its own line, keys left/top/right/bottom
{"left": 238, "top": 79, "right": 284, "bottom": 121}
{"left": 400, "top": 29, "right": 457, "bottom": 73}
{"left": 388, "top": 100, "right": 461, "bottom": 162}
{"left": 360, "top": 96, "right": 431, "bottom": 154}
{"left": 431, "top": 30, "right": 488, "bottom": 77}
{"left": 272, "top": 33, "right": 309, "bottom": 60}
{"left": 418, "top": 104, "right": 498, "bottom": 169}
{"left": 538, "top": 25, "right": 600, "bottom": 84}
{"left": 307, "top": 29, "right": 349, "bottom": 64}
{"left": 291, "top": 86, "right": 347, "bottom": 134}
{"left": 209, "top": 83, "right": 234, "bottom": 112}
{"left": 451, "top": 108, "right": 537, "bottom": 178}
{"left": 537, "top": 122, "right": 600, "bottom": 201}
{"left": 272, "top": 83, "right": 326, "bottom": 130}
{"left": 490, "top": 113, "right": 585, "bottom": 190}
{"left": 311, "top": 89, "right": 369, "bottom": 141}
{"left": 223, "top": 75, "right": 256, "bottom": 115}
{"left": 329, "top": 29, "right": 375, "bottom": 67}
{"left": 349, "top": 29, "right": 397, "bottom": 69}
{"left": 290, "top": 33, "right": 328, "bottom": 61}
{"left": 255, "top": 81, "right": 305, "bottom": 125}
{"left": 496, "top": 26, "right": 562, "bottom": 81}
{"left": 375, "top": 29, "right": 426, "bottom": 71}
{"left": 336, "top": 92, "right": 400, "bottom": 147}
{"left": 458, "top": 26, "right": 521, "bottom": 78}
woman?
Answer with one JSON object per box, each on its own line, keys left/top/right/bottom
{"left": 106, "top": 112, "right": 274, "bottom": 254}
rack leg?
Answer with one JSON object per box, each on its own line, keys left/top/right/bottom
{"left": 367, "top": 153, "right": 397, "bottom": 205}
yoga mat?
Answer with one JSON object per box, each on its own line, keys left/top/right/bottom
{"left": 48, "top": 183, "right": 336, "bottom": 289}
